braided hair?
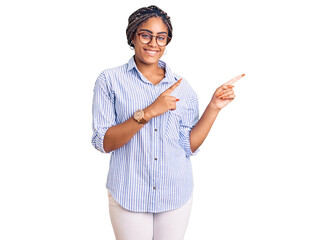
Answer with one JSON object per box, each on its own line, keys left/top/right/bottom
{"left": 126, "top": 5, "right": 173, "bottom": 48}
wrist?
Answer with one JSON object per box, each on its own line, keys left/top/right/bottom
{"left": 208, "top": 102, "right": 221, "bottom": 114}
{"left": 143, "top": 107, "right": 154, "bottom": 121}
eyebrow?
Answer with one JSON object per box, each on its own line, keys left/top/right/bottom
{"left": 138, "top": 29, "right": 168, "bottom": 35}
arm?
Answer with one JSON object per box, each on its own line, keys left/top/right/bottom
{"left": 99, "top": 79, "right": 182, "bottom": 153}
{"left": 189, "top": 73, "right": 245, "bottom": 153}
{"left": 189, "top": 103, "right": 220, "bottom": 153}
{"left": 102, "top": 109, "right": 152, "bottom": 153}
{"left": 91, "top": 71, "right": 146, "bottom": 153}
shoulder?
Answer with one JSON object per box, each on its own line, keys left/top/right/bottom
{"left": 99, "top": 62, "right": 128, "bottom": 82}
{"left": 162, "top": 60, "right": 197, "bottom": 99}
{"left": 95, "top": 63, "right": 129, "bottom": 90}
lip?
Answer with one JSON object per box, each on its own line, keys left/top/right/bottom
{"left": 144, "top": 48, "right": 160, "bottom": 57}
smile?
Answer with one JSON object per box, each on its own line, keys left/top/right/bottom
{"left": 144, "top": 49, "right": 159, "bottom": 56}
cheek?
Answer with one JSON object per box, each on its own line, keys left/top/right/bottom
{"left": 134, "top": 44, "right": 143, "bottom": 55}
{"left": 158, "top": 48, "right": 165, "bottom": 56}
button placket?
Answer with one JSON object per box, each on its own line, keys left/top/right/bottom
{"left": 153, "top": 120, "right": 159, "bottom": 194}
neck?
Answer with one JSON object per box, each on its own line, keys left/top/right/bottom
{"left": 134, "top": 55, "right": 160, "bottom": 75}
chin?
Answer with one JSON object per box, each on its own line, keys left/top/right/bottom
{"left": 142, "top": 56, "right": 161, "bottom": 65}
{"left": 135, "top": 48, "right": 164, "bottom": 65}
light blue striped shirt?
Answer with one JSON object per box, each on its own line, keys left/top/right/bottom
{"left": 91, "top": 55, "right": 200, "bottom": 213}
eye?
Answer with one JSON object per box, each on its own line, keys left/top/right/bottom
{"left": 157, "top": 36, "right": 166, "bottom": 41}
{"left": 140, "top": 34, "right": 151, "bottom": 39}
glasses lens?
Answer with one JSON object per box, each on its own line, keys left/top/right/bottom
{"left": 157, "top": 36, "right": 167, "bottom": 46}
{"left": 139, "top": 34, "right": 151, "bottom": 44}
{"left": 138, "top": 33, "right": 168, "bottom": 46}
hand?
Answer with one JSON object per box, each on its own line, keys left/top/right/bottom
{"left": 210, "top": 74, "right": 245, "bottom": 110}
{"left": 144, "top": 78, "right": 182, "bottom": 118}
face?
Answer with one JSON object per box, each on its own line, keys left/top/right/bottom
{"left": 132, "top": 17, "right": 169, "bottom": 66}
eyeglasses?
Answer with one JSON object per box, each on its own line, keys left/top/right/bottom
{"left": 136, "top": 32, "right": 171, "bottom": 46}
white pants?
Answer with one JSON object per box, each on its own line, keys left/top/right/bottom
{"left": 108, "top": 190, "right": 193, "bottom": 240}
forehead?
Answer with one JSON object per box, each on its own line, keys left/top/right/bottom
{"left": 137, "top": 17, "right": 168, "bottom": 34}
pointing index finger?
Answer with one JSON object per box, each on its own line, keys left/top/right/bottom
{"left": 224, "top": 73, "right": 245, "bottom": 85}
{"left": 165, "top": 78, "right": 182, "bottom": 95}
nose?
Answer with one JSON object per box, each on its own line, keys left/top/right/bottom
{"left": 148, "top": 36, "right": 159, "bottom": 47}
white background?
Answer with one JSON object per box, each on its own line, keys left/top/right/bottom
{"left": 1, "top": 0, "right": 335, "bottom": 239}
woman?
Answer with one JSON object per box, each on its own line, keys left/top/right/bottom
{"left": 91, "top": 5, "right": 244, "bottom": 240}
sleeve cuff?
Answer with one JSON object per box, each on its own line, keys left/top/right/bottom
{"left": 181, "top": 131, "right": 200, "bottom": 157}
{"left": 91, "top": 128, "right": 109, "bottom": 154}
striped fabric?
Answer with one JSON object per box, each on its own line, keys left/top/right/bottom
{"left": 91, "top": 55, "right": 200, "bottom": 213}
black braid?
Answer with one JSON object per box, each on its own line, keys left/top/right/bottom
{"left": 126, "top": 5, "right": 173, "bottom": 47}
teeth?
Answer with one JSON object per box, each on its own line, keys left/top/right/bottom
{"left": 145, "top": 50, "right": 157, "bottom": 54}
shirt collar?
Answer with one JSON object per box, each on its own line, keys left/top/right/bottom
{"left": 127, "top": 55, "right": 177, "bottom": 84}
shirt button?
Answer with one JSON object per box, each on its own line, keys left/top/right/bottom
{"left": 154, "top": 129, "right": 157, "bottom": 132}
{"left": 154, "top": 158, "right": 157, "bottom": 160}
{"left": 153, "top": 187, "right": 156, "bottom": 190}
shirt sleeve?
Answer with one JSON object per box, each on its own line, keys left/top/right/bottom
{"left": 91, "top": 71, "right": 117, "bottom": 153}
{"left": 179, "top": 96, "right": 200, "bottom": 157}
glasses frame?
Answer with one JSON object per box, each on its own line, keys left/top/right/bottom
{"left": 136, "top": 32, "right": 171, "bottom": 47}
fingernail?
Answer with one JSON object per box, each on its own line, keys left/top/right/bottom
{"left": 176, "top": 99, "right": 180, "bottom": 101}
{"left": 241, "top": 73, "right": 245, "bottom": 77}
